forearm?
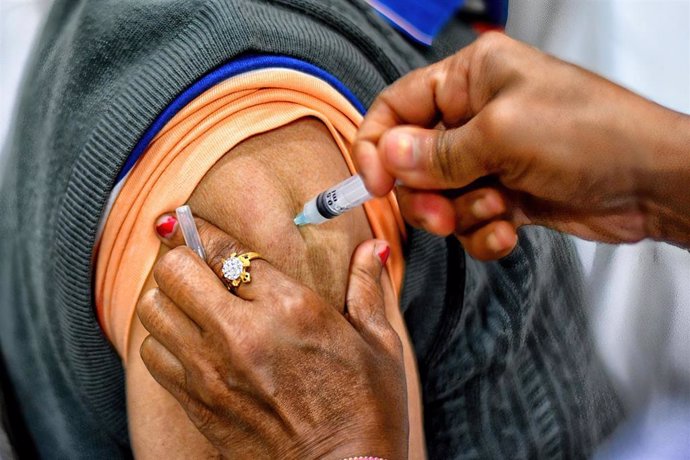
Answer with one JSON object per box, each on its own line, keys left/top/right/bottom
{"left": 635, "top": 106, "right": 690, "bottom": 248}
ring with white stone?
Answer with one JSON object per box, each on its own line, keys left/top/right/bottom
{"left": 220, "top": 252, "right": 263, "bottom": 291}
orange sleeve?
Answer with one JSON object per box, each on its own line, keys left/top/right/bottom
{"left": 95, "top": 69, "right": 406, "bottom": 359}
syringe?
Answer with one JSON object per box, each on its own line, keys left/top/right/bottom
{"left": 175, "top": 205, "right": 206, "bottom": 260}
{"left": 294, "top": 174, "right": 373, "bottom": 226}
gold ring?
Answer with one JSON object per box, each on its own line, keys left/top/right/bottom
{"left": 221, "top": 252, "right": 263, "bottom": 290}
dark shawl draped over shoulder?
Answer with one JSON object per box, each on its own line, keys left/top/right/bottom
{"left": 0, "top": 1, "right": 621, "bottom": 458}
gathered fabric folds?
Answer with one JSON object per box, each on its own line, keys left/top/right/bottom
{"left": 95, "top": 68, "right": 406, "bottom": 358}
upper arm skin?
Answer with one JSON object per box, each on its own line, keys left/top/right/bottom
{"left": 126, "top": 119, "right": 425, "bottom": 458}
{"left": 127, "top": 290, "right": 220, "bottom": 458}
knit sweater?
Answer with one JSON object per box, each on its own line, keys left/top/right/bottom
{"left": 0, "top": 0, "right": 622, "bottom": 458}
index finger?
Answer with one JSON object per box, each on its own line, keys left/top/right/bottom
{"left": 153, "top": 246, "right": 244, "bottom": 331}
{"left": 152, "top": 217, "right": 282, "bottom": 331}
{"left": 354, "top": 48, "right": 475, "bottom": 196}
{"left": 155, "top": 214, "right": 278, "bottom": 301}
{"left": 193, "top": 217, "right": 275, "bottom": 301}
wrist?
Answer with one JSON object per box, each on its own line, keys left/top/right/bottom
{"left": 341, "top": 457, "right": 389, "bottom": 460}
{"left": 290, "top": 422, "right": 408, "bottom": 460}
{"left": 634, "top": 104, "right": 690, "bottom": 246}
{"left": 322, "top": 434, "right": 407, "bottom": 460}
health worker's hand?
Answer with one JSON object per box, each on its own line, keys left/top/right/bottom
{"left": 137, "top": 215, "right": 408, "bottom": 459}
{"left": 355, "top": 32, "right": 690, "bottom": 260}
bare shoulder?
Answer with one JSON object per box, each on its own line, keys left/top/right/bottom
{"left": 188, "top": 117, "right": 373, "bottom": 307}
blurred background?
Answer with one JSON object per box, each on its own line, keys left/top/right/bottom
{"left": 508, "top": 2, "right": 690, "bottom": 457}
{"left": 0, "top": 0, "right": 52, "bottom": 159}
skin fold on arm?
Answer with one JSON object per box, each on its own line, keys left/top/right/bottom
{"left": 125, "top": 119, "right": 426, "bottom": 458}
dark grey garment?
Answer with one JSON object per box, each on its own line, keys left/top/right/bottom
{"left": 0, "top": 0, "right": 622, "bottom": 458}
{"left": 0, "top": 381, "right": 16, "bottom": 460}
{"left": 402, "top": 228, "right": 622, "bottom": 459}
{"left": 0, "top": 426, "right": 14, "bottom": 460}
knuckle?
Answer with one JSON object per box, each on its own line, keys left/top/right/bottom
{"left": 136, "top": 288, "right": 158, "bottom": 317}
{"left": 281, "top": 288, "right": 307, "bottom": 314}
{"left": 486, "top": 101, "right": 519, "bottom": 134}
{"left": 381, "top": 66, "right": 423, "bottom": 102}
{"left": 378, "top": 84, "right": 397, "bottom": 106}
{"left": 139, "top": 335, "right": 156, "bottom": 365}
{"left": 266, "top": 282, "right": 323, "bottom": 332}
{"left": 386, "top": 328, "right": 404, "bottom": 354}
{"left": 198, "top": 368, "right": 225, "bottom": 401}
{"left": 350, "top": 266, "right": 382, "bottom": 303}
{"left": 185, "top": 359, "right": 224, "bottom": 402}
{"left": 154, "top": 247, "right": 191, "bottom": 285}
{"left": 475, "top": 102, "right": 518, "bottom": 164}
{"left": 473, "top": 32, "right": 520, "bottom": 96}
{"left": 474, "top": 32, "right": 512, "bottom": 70}
{"left": 380, "top": 327, "right": 404, "bottom": 360}
{"left": 136, "top": 288, "right": 164, "bottom": 328}
{"left": 233, "top": 332, "right": 264, "bottom": 367}
{"left": 477, "top": 30, "right": 509, "bottom": 52}
{"left": 215, "top": 319, "right": 262, "bottom": 361}
{"left": 279, "top": 287, "right": 316, "bottom": 318}
{"left": 213, "top": 312, "right": 240, "bottom": 343}
{"left": 432, "top": 130, "right": 459, "bottom": 183}
{"left": 187, "top": 400, "right": 216, "bottom": 433}
{"left": 425, "top": 63, "right": 446, "bottom": 87}
{"left": 288, "top": 290, "right": 328, "bottom": 332}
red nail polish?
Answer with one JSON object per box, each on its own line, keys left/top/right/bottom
{"left": 155, "top": 215, "right": 177, "bottom": 239}
{"left": 377, "top": 245, "right": 391, "bottom": 265}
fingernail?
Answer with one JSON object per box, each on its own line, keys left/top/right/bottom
{"left": 386, "top": 132, "right": 418, "bottom": 170}
{"left": 155, "top": 215, "right": 177, "bottom": 239}
{"left": 471, "top": 195, "right": 499, "bottom": 219}
{"left": 486, "top": 232, "right": 503, "bottom": 253}
{"left": 376, "top": 244, "right": 391, "bottom": 265}
{"left": 499, "top": 224, "right": 519, "bottom": 249}
{"left": 486, "top": 225, "right": 518, "bottom": 253}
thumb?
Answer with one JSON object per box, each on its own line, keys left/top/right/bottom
{"left": 345, "top": 239, "right": 389, "bottom": 336}
{"left": 379, "top": 124, "right": 489, "bottom": 190}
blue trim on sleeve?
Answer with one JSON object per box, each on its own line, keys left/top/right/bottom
{"left": 116, "top": 55, "right": 366, "bottom": 183}
{"left": 369, "top": 0, "right": 466, "bottom": 46}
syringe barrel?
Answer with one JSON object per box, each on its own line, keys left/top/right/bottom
{"left": 175, "top": 205, "right": 206, "bottom": 260}
{"left": 315, "top": 174, "right": 372, "bottom": 219}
